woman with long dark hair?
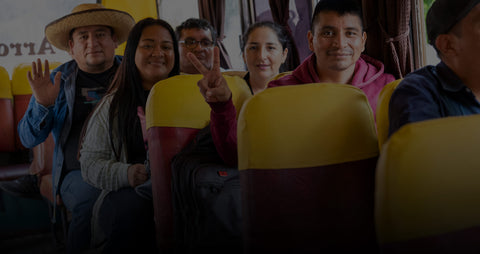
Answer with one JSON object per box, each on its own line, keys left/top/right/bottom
{"left": 79, "top": 17, "right": 179, "bottom": 252}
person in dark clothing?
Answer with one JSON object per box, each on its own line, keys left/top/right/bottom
{"left": 388, "top": 0, "right": 480, "bottom": 136}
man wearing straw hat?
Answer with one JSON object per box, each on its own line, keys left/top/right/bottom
{"left": 15, "top": 3, "right": 134, "bottom": 252}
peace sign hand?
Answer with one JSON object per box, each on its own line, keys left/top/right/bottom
{"left": 187, "top": 47, "right": 231, "bottom": 103}
{"left": 27, "top": 59, "right": 62, "bottom": 107}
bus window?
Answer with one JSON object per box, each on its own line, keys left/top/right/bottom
{"left": 223, "top": 0, "right": 243, "bottom": 70}
{"left": 0, "top": 0, "right": 95, "bottom": 77}
{"left": 159, "top": 0, "right": 198, "bottom": 28}
{"left": 423, "top": 0, "right": 441, "bottom": 65}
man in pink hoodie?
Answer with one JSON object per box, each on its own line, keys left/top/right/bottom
{"left": 188, "top": 0, "right": 394, "bottom": 166}
{"left": 269, "top": 0, "right": 394, "bottom": 113}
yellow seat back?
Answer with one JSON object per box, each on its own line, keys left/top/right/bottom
{"left": 270, "top": 71, "right": 292, "bottom": 81}
{"left": 0, "top": 66, "right": 15, "bottom": 152}
{"left": 0, "top": 66, "right": 12, "bottom": 99}
{"left": 237, "top": 83, "right": 379, "bottom": 252}
{"left": 238, "top": 83, "right": 378, "bottom": 170}
{"left": 11, "top": 63, "right": 33, "bottom": 96}
{"left": 147, "top": 74, "right": 251, "bottom": 129}
{"left": 376, "top": 79, "right": 401, "bottom": 150}
{"left": 146, "top": 73, "right": 251, "bottom": 251}
{"left": 376, "top": 115, "right": 480, "bottom": 252}
{"left": 222, "top": 70, "right": 247, "bottom": 78}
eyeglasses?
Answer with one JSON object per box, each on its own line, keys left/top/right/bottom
{"left": 179, "top": 38, "right": 214, "bottom": 49}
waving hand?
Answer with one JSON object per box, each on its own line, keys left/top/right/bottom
{"left": 27, "top": 59, "right": 62, "bottom": 107}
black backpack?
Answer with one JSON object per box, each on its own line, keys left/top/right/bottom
{"left": 171, "top": 124, "right": 242, "bottom": 254}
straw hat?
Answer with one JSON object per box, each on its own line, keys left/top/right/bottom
{"left": 45, "top": 3, "right": 135, "bottom": 51}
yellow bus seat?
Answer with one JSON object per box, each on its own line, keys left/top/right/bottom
{"left": 376, "top": 114, "right": 480, "bottom": 253}
{"left": 376, "top": 79, "right": 402, "bottom": 150}
{"left": 237, "top": 83, "right": 379, "bottom": 253}
{"left": 146, "top": 74, "right": 251, "bottom": 251}
{"left": 0, "top": 66, "right": 16, "bottom": 153}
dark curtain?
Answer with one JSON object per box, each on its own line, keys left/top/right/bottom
{"left": 362, "top": 0, "right": 414, "bottom": 78}
{"left": 198, "top": 0, "right": 232, "bottom": 69}
{"left": 293, "top": 0, "right": 313, "bottom": 62}
{"left": 268, "top": 0, "right": 301, "bottom": 71}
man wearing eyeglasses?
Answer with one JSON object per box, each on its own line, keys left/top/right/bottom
{"left": 176, "top": 18, "right": 216, "bottom": 74}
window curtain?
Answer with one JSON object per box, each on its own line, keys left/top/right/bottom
{"left": 292, "top": 0, "right": 313, "bottom": 63}
{"left": 268, "top": 0, "right": 301, "bottom": 71}
{"left": 362, "top": 0, "right": 414, "bottom": 78}
{"left": 198, "top": 0, "right": 232, "bottom": 69}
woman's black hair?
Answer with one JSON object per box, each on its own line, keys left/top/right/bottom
{"left": 311, "top": 0, "right": 364, "bottom": 33}
{"left": 108, "top": 17, "right": 180, "bottom": 162}
{"left": 240, "top": 21, "right": 289, "bottom": 52}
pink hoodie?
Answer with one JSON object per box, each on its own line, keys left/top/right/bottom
{"left": 211, "top": 54, "right": 394, "bottom": 166}
{"left": 269, "top": 54, "right": 395, "bottom": 117}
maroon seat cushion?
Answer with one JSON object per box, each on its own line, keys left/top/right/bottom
{"left": 14, "top": 94, "right": 32, "bottom": 150}
{"left": 241, "top": 157, "right": 378, "bottom": 253}
{"left": 0, "top": 98, "right": 15, "bottom": 152}
{"left": 381, "top": 226, "right": 480, "bottom": 254}
{"left": 148, "top": 126, "right": 200, "bottom": 249}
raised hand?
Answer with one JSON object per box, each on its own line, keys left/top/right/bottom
{"left": 186, "top": 47, "right": 231, "bottom": 103}
{"left": 27, "top": 59, "right": 62, "bottom": 107}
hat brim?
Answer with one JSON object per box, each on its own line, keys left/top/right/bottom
{"left": 45, "top": 8, "right": 135, "bottom": 51}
